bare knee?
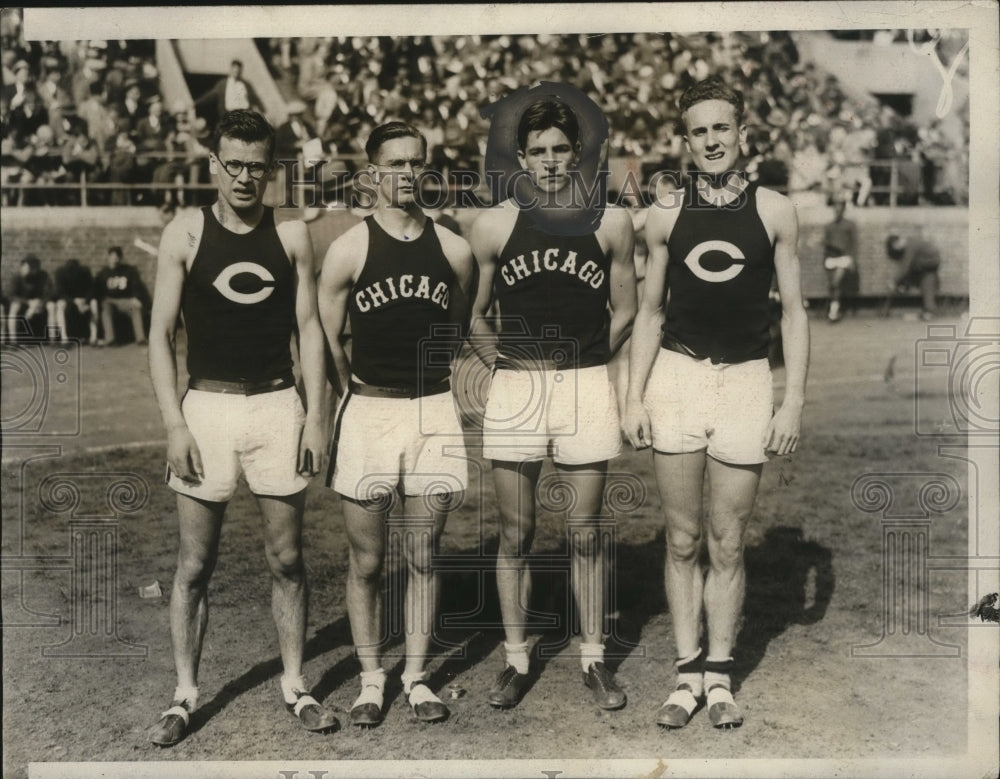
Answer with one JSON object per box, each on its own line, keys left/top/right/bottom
{"left": 498, "top": 511, "right": 534, "bottom": 557}
{"left": 267, "top": 543, "right": 304, "bottom": 581}
{"left": 174, "top": 552, "right": 215, "bottom": 595}
{"left": 350, "top": 548, "right": 384, "bottom": 583}
{"left": 665, "top": 523, "right": 701, "bottom": 564}
{"left": 707, "top": 530, "right": 744, "bottom": 571}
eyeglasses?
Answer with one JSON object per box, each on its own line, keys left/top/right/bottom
{"left": 375, "top": 158, "right": 427, "bottom": 172}
{"left": 219, "top": 159, "right": 271, "bottom": 180}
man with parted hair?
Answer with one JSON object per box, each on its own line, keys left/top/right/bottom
{"left": 469, "top": 98, "right": 637, "bottom": 710}
{"left": 148, "top": 109, "right": 336, "bottom": 746}
{"left": 318, "top": 120, "right": 477, "bottom": 726}
{"left": 624, "top": 76, "right": 809, "bottom": 730}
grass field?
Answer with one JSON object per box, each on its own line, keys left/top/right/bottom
{"left": 1, "top": 309, "right": 990, "bottom": 778}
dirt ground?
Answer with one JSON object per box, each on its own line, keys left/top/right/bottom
{"left": 1, "top": 311, "right": 991, "bottom": 778}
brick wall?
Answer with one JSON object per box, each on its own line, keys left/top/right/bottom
{"left": 2, "top": 208, "right": 165, "bottom": 294}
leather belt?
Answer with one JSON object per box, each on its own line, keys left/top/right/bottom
{"left": 348, "top": 378, "right": 450, "bottom": 399}
{"left": 188, "top": 374, "right": 295, "bottom": 395}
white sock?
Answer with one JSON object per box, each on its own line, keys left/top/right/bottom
{"left": 504, "top": 641, "right": 530, "bottom": 674}
{"left": 353, "top": 668, "right": 386, "bottom": 708}
{"left": 400, "top": 670, "right": 426, "bottom": 696}
{"left": 280, "top": 674, "right": 309, "bottom": 705}
{"left": 172, "top": 685, "right": 199, "bottom": 712}
{"left": 675, "top": 650, "right": 704, "bottom": 698}
{"left": 579, "top": 641, "right": 605, "bottom": 672}
{"left": 704, "top": 655, "right": 734, "bottom": 694}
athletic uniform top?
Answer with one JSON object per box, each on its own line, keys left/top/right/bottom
{"left": 904, "top": 239, "right": 941, "bottom": 272}
{"left": 12, "top": 269, "right": 50, "bottom": 300}
{"left": 54, "top": 261, "right": 94, "bottom": 299}
{"left": 494, "top": 208, "right": 611, "bottom": 369}
{"left": 182, "top": 206, "right": 295, "bottom": 383}
{"left": 95, "top": 263, "right": 143, "bottom": 300}
{"left": 664, "top": 179, "right": 775, "bottom": 364}
{"left": 823, "top": 219, "right": 857, "bottom": 257}
{"left": 348, "top": 215, "right": 455, "bottom": 389}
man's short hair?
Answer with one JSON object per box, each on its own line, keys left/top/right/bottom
{"left": 212, "top": 109, "right": 275, "bottom": 159}
{"left": 22, "top": 255, "right": 40, "bottom": 271}
{"left": 364, "top": 120, "right": 427, "bottom": 162}
{"left": 678, "top": 76, "right": 745, "bottom": 125}
{"left": 107, "top": 246, "right": 123, "bottom": 260}
{"left": 517, "top": 99, "right": 580, "bottom": 151}
{"left": 230, "top": 59, "right": 243, "bottom": 70}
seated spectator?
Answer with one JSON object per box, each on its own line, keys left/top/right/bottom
{"left": 25, "top": 124, "right": 66, "bottom": 204}
{"left": 106, "top": 130, "right": 136, "bottom": 205}
{"left": 134, "top": 93, "right": 169, "bottom": 190}
{"left": 2, "top": 58, "right": 33, "bottom": 112}
{"left": 881, "top": 231, "right": 941, "bottom": 320}
{"left": 48, "top": 257, "right": 98, "bottom": 344}
{"left": 116, "top": 79, "right": 145, "bottom": 135}
{"left": 94, "top": 245, "right": 146, "bottom": 345}
{"left": 9, "top": 88, "right": 48, "bottom": 140}
{"left": 1, "top": 123, "right": 34, "bottom": 205}
{"left": 7, "top": 255, "right": 51, "bottom": 342}
{"left": 60, "top": 120, "right": 99, "bottom": 203}
{"left": 37, "top": 65, "right": 72, "bottom": 138}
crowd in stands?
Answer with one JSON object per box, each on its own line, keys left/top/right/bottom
{"left": 0, "top": 4, "right": 969, "bottom": 208}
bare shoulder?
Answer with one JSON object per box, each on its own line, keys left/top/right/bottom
{"left": 471, "top": 201, "right": 518, "bottom": 236}
{"left": 276, "top": 217, "right": 310, "bottom": 244}
{"left": 645, "top": 189, "right": 684, "bottom": 240}
{"left": 322, "top": 219, "right": 369, "bottom": 281}
{"left": 434, "top": 221, "right": 473, "bottom": 261}
{"left": 755, "top": 186, "right": 797, "bottom": 227}
{"left": 160, "top": 207, "right": 204, "bottom": 260}
{"left": 596, "top": 203, "right": 634, "bottom": 247}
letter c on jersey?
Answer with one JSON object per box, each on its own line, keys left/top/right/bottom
{"left": 212, "top": 262, "right": 276, "bottom": 304}
{"left": 683, "top": 240, "right": 746, "bottom": 283}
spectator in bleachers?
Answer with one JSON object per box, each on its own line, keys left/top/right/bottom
{"left": 6, "top": 255, "right": 51, "bottom": 343}
{"left": 2, "top": 58, "right": 32, "bottom": 111}
{"left": 195, "top": 59, "right": 260, "bottom": 125}
{"left": 77, "top": 80, "right": 114, "bottom": 163}
{"left": 60, "top": 120, "right": 99, "bottom": 201}
{"left": 1, "top": 122, "right": 33, "bottom": 205}
{"left": 117, "top": 79, "right": 145, "bottom": 135}
{"left": 38, "top": 63, "right": 72, "bottom": 138}
{"left": 94, "top": 245, "right": 147, "bottom": 345}
{"left": 8, "top": 87, "right": 47, "bottom": 139}
{"left": 49, "top": 257, "right": 98, "bottom": 344}
{"left": 106, "top": 129, "right": 136, "bottom": 204}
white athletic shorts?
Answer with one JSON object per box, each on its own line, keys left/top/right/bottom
{"left": 645, "top": 349, "right": 773, "bottom": 465}
{"left": 327, "top": 388, "right": 468, "bottom": 500}
{"left": 167, "top": 387, "right": 309, "bottom": 502}
{"left": 481, "top": 364, "right": 622, "bottom": 465}
{"left": 823, "top": 255, "right": 854, "bottom": 271}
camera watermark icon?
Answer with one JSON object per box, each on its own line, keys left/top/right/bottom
{"left": 0, "top": 322, "right": 82, "bottom": 437}
{"left": 850, "top": 472, "right": 963, "bottom": 658}
{"left": 1, "top": 470, "right": 149, "bottom": 658}
{"left": 913, "top": 318, "right": 1000, "bottom": 437}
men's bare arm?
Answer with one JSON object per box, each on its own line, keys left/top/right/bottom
{"left": 438, "top": 224, "right": 479, "bottom": 341}
{"left": 766, "top": 191, "right": 810, "bottom": 456}
{"left": 604, "top": 206, "right": 638, "bottom": 358}
{"left": 283, "top": 219, "right": 325, "bottom": 476}
{"left": 622, "top": 199, "right": 676, "bottom": 448}
{"left": 317, "top": 226, "right": 362, "bottom": 399}
{"left": 467, "top": 209, "right": 502, "bottom": 368}
{"left": 148, "top": 212, "right": 202, "bottom": 482}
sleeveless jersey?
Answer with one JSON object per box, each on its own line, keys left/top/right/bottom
{"left": 663, "top": 180, "right": 775, "bottom": 363}
{"left": 182, "top": 206, "right": 295, "bottom": 382}
{"left": 348, "top": 215, "right": 455, "bottom": 388}
{"left": 494, "top": 209, "right": 611, "bottom": 368}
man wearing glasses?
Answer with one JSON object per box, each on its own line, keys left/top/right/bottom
{"left": 148, "top": 109, "right": 337, "bottom": 746}
{"left": 317, "top": 121, "right": 476, "bottom": 726}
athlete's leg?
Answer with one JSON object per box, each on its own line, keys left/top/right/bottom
{"left": 46, "top": 300, "right": 59, "bottom": 340}
{"left": 919, "top": 271, "right": 939, "bottom": 316}
{"left": 256, "top": 490, "right": 308, "bottom": 680}
{"left": 555, "top": 461, "right": 608, "bottom": 648}
{"left": 653, "top": 450, "right": 708, "bottom": 659}
{"left": 125, "top": 296, "right": 147, "bottom": 342}
{"left": 54, "top": 299, "right": 68, "bottom": 341}
{"left": 100, "top": 299, "right": 116, "bottom": 344}
{"left": 7, "top": 300, "right": 22, "bottom": 342}
{"left": 341, "top": 495, "right": 388, "bottom": 672}
{"left": 87, "top": 299, "right": 98, "bottom": 344}
{"left": 493, "top": 459, "right": 544, "bottom": 648}
{"left": 170, "top": 493, "right": 226, "bottom": 690}
{"left": 703, "top": 457, "right": 762, "bottom": 659}
{"left": 401, "top": 493, "right": 454, "bottom": 678}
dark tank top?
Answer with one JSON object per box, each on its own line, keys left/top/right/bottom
{"left": 348, "top": 215, "right": 455, "bottom": 388}
{"left": 182, "top": 206, "right": 295, "bottom": 382}
{"left": 494, "top": 209, "right": 611, "bottom": 368}
{"left": 663, "top": 180, "right": 775, "bottom": 363}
